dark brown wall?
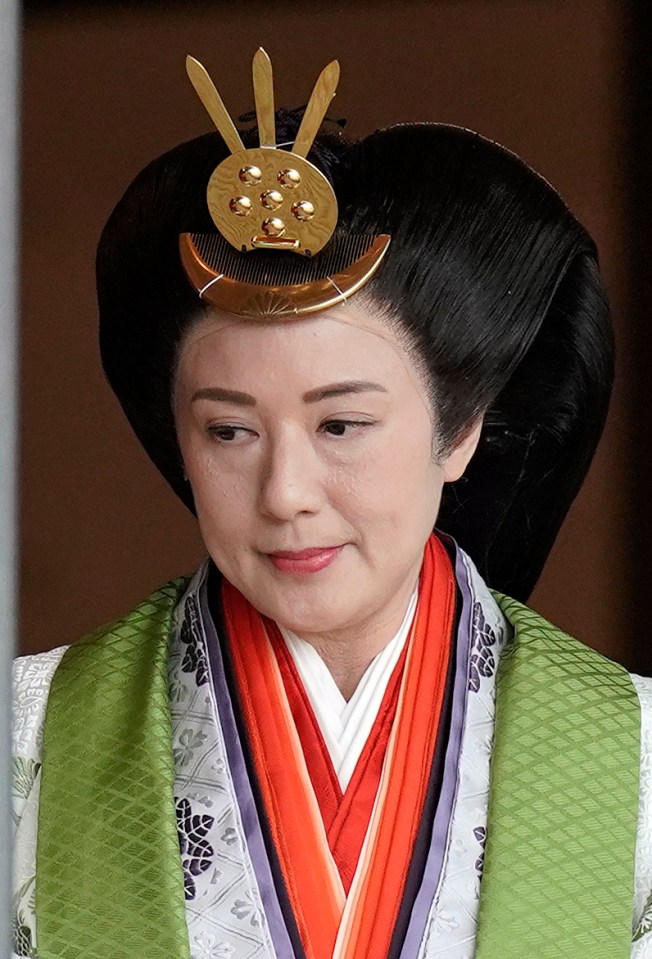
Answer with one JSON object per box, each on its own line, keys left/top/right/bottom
{"left": 20, "top": 0, "right": 633, "bottom": 662}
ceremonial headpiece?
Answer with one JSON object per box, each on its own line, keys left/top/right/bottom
{"left": 179, "top": 50, "right": 390, "bottom": 318}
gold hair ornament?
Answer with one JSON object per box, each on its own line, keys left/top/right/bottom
{"left": 179, "top": 50, "right": 390, "bottom": 318}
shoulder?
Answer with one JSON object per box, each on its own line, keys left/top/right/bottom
{"left": 12, "top": 577, "right": 193, "bottom": 751}
{"left": 494, "top": 590, "right": 606, "bottom": 655}
{"left": 11, "top": 644, "right": 69, "bottom": 898}
{"left": 494, "top": 591, "right": 638, "bottom": 702}
{"left": 491, "top": 590, "right": 652, "bottom": 949}
{"left": 75, "top": 577, "right": 192, "bottom": 652}
{"left": 631, "top": 673, "right": 652, "bottom": 704}
{"left": 12, "top": 647, "right": 69, "bottom": 762}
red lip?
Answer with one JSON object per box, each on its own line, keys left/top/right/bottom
{"left": 267, "top": 546, "right": 344, "bottom": 575}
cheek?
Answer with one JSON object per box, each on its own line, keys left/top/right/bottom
{"left": 192, "top": 491, "right": 256, "bottom": 588}
{"left": 184, "top": 451, "right": 256, "bottom": 559}
{"left": 178, "top": 418, "right": 253, "bottom": 515}
{"left": 194, "top": 474, "right": 250, "bottom": 531}
{"left": 331, "top": 424, "right": 440, "bottom": 527}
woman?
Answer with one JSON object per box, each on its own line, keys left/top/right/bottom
{"left": 12, "top": 52, "right": 652, "bottom": 959}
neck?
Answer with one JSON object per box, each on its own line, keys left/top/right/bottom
{"left": 289, "top": 567, "right": 420, "bottom": 701}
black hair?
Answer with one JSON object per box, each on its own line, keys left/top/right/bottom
{"left": 97, "top": 116, "right": 612, "bottom": 600}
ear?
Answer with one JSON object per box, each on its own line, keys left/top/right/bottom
{"left": 441, "top": 417, "right": 484, "bottom": 483}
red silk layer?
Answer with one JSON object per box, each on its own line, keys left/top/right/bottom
{"left": 222, "top": 534, "right": 455, "bottom": 959}
{"left": 268, "top": 622, "right": 407, "bottom": 893}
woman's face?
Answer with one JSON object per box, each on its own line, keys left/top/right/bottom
{"left": 174, "top": 303, "right": 479, "bottom": 637}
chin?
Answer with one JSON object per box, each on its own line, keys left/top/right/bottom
{"left": 276, "top": 612, "right": 354, "bottom": 637}
{"left": 265, "top": 589, "right": 364, "bottom": 637}
{"left": 221, "top": 550, "right": 373, "bottom": 634}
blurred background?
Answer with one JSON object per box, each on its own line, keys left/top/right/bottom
{"left": 18, "top": 0, "right": 652, "bottom": 670}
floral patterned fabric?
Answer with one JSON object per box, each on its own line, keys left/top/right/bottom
{"left": 11, "top": 549, "right": 652, "bottom": 958}
{"left": 632, "top": 674, "right": 652, "bottom": 957}
{"left": 415, "top": 550, "right": 509, "bottom": 957}
{"left": 167, "top": 580, "right": 278, "bottom": 959}
{"left": 12, "top": 645, "right": 67, "bottom": 957}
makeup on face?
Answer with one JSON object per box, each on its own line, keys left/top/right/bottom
{"left": 173, "top": 302, "right": 477, "bottom": 656}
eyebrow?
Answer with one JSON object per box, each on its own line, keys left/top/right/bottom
{"left": 191, "top": 387, "right": 256, "bottom": 406}
{"left": 191, "top": 381, "right": 388, "bottom": 406}
{"left": 303, "top": 381, "right": 389, "bottom": 403}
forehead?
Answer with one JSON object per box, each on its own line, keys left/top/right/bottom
{"left": 181, "top": 302, "right": 392, "bottom": 361}
{"left": 176, "top": 301, "right": 424, "bottom": 395}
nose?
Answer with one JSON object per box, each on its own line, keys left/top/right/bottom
{"left": 258, "top": 429, "right": 324, "bottom": 521}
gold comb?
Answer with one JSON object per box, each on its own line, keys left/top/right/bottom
{"left": 180, "top": 50, "right": 390, "bottom": 317}
{"left": 180, "top": 231, "right": 390, "bottom": 318}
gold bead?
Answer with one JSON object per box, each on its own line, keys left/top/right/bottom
{"left": 239, "top": 165, "right": 262, "bottom": 185}
{"left": 260, "top": 189, "right": 284, "bottom": 210}
{"left": 292, "top": 200, "right": 315, "bottom": 221}
{"left": 277, "top": 168, "right": 301, "bottom": 189}
{"left": 262, "top": 217, "right": 286, "bottom": 237}
{"left": 229, "top": 195, "right": 253, "bottom": 216}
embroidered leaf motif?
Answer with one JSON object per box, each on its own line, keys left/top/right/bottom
{"left": 634, "top": 887, "right": 652, "bottom": 941}
{"left": 469, "top": 603, "right": 501, "bottom": 692}
{"left": 13, "top": 876, "right": 35, "bottom": 910}
{"left": 12, "top": 915, "right": 34, "bottom": 957}
{"left": 12, "top": 757, "right": 41, "bottom": 800}
{"left": 180, "top": 595, "right": 210, "bottom": 687}
{"left": 12, "top": 877, "right": 37, "bottom": 958}
{"left": 175, "top": 798, "right": 215, "bottom": 901}
{"left": 473, "top": 825, "right": 487, "bottom": 875}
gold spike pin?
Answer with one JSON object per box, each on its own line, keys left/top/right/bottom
{"left": 179, "top": 50, "right": 390, "bottom": 318}
{"left": 185, "top": 48, "right": 340, "bottom": 255}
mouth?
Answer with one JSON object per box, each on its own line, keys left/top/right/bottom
{"left": 266, "top": 545, "right": 344, "bottom": 575}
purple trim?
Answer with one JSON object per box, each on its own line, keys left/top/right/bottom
{"left": 196, "top": 572, "right": 299, "bottom": 959}
{"left": 398, "top": 541, "right": 475, "bottom": 957}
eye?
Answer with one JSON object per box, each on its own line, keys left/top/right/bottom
{"left": 320, "top": 419, "right": 374, "bottom": 437}
{"left": 207, "top": 424, "right": 255, "bottom": 444}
